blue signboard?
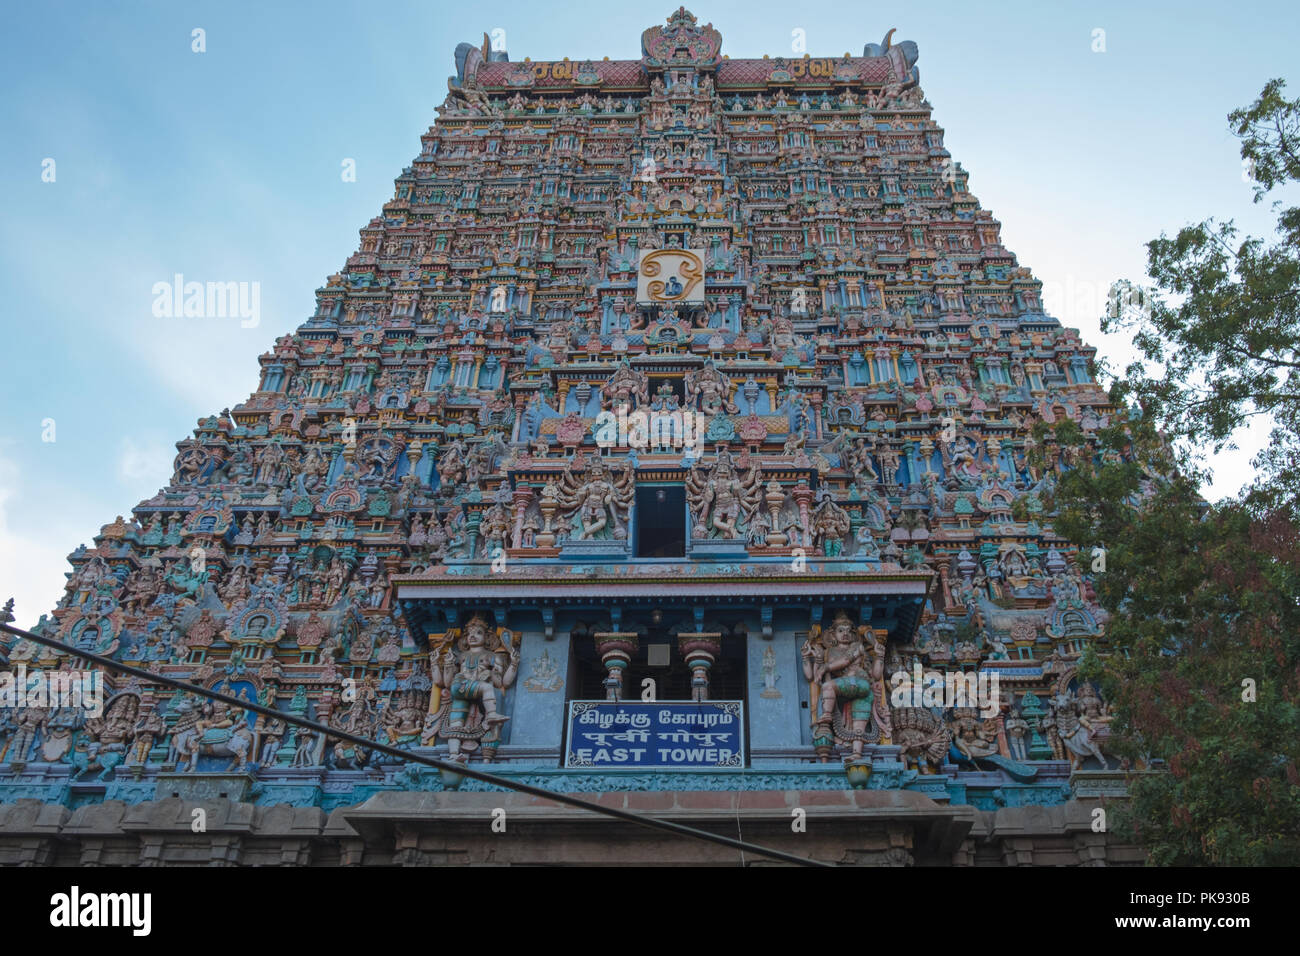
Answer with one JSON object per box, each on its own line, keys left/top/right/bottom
{"left": 565, "top": 700, "right": 744, "bottom": 768}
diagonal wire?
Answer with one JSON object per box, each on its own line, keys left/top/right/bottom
{"left": 0, "top": 614, "right": 829, "bottom": 867}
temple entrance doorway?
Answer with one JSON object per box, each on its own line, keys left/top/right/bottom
{"left": 566, "top": 610, "right": 748, "bottom": 707}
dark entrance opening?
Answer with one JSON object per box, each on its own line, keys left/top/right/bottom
{"left": 646, "top": 375, "right": 685, "bottom": 409}
{"left": 568, "top": 616, "right": 748, "bottom": 705}
{"left": 635, "top": 485, "right": 685, "bottom": 557}
{"left": 564, "top": 611, "right": 752, "bottom": 765}
{"left": 622, "top": 633, "right": 747, "bottom": 703}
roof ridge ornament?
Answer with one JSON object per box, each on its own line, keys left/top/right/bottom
{"left": 863, "top": 28, "right": 921, "bottom": 87}
{"left": 642, "top": 7, "right": 722, "bottom": 66}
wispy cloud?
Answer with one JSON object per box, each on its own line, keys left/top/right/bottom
{"left": 117, "top": 436, "right": 174, "bottom": 484}
{"left": 0, "top": 452, "right": 73, "bottom": 629}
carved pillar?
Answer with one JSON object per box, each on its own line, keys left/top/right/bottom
{"left": 677, "top": 632, "right": 722, "bottom": 701}
{"left": 511, "top": 485, "right": 533, "bottom": 548}
{"left": 935, "top": 556, "right": 953, "bottom": 610}
{"left": 808, "top": 392, "right": 824, "bottom": 440}
{"left": 406, "top": 441, "right": 424, "bottom": 484}
{"left": 511, "top": 395, "right": 528, "bottom": 442}
{"left": 1020, "top": 691, "right": 1053, "bottom": 760}
{"left": 918, "top": 436, "right": 934, "bottom": 473}
{"left": 764, "top": 480, "right": 788, "bottom": 547}
{"left": 870, "top": 627, "right": 892, "bottom": 745}
{"left": 593, "top": 632, "right": 639, "bottom": 701}
{"left": 536, "top": 490, "right": 559, "bottom": 548}
{"left": 792, "top": 481, "right": 813, "bottom": 548}
{"left": 465, "top": 510, "right": 482, "bottom": 560}
{"left": 995, "top": 712, "right": 1010, "bottom": 758}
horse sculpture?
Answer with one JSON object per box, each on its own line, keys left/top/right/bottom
{"left": 67, "top": 730, "right": 126, "bottom": 782}
{"left": 167, "top": 696, "right": 253, "bottom": 772}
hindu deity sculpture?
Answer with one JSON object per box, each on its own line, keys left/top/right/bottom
{"left": 167, "top": 694, "right": 254, "bottom": 773}
{"left": 128, "top": 707, "right": 166, "bottom": 767}
{"left": 428, "top": 614, "right": 520, "bottom": 763}
{"left": 802, "top": 611, "right": 889, "bottom": 760}
{"left": 685, "top": 450, "right": 762, "bottom": 539}
{"left": 812, "top": 494, "right": 851, "bottom": 557}
{"left": 380, "top": 691, "right": 427, "bottom": 748}
{"left": 172, "top": 446, "right": 208, "bottom": 484}
{"left": 892, "top": 707, "right": 952, "bottom": 773}
{"left": 479, "top": 501, "right": 513, "bottom": 554}
{"left": 253, "top": 441, "right": 289, "bottom": 488}
{"left": 436, "top": 438, "right": 468, "bottom": 489}
{"left": 602, "top": 361, "right": 649, "bottom": 410}
{"left": 1005, "top": 707, "right": 1029, "bottom": 761}
{"left": 683, "top": 360, "right": 737, "bottom": 414}
{"left": 1052, "top": 685, "right": 1111, "bottom": 770}
{"left": 121, "top": 564, "right": 163, "bottom": 614}
{"left": 949, "top": 707, "right": 1000, "bottom": 762}
{"left": 843, "top": 436, "right": 879, "bottom": 482}
{"left": 163, "top": 559, "right": 207, "bottom": 604}
{"left": 5, "top": 706, "right": 48, "bottom": 765}
{"left": 556, "top": 456, "right": 636, "bottom": 540}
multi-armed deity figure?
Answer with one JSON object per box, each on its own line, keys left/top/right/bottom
{"left": 429, "top": 614, "right": 520, "bottom": 763}
{"left": 683, "top": 360, "right": 737, "bottom": 414}
{"left": 601, "top": 361, "right": 649, "bottom": 410}
{"left": 686, "top": 450, "right": 763, "bottom": 539}
{"left": 556, "top": 456, "right": 636, "bottom": 541}
{"left": 801, "top": 610, "right": 890, "bottom": 761}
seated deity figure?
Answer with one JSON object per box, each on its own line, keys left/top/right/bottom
{"left": 649, "top": 379, "right": 680, "bottom": 412}
{"left": 949, "top": 706, "right": 1000, "bottom": 761}
{"left": 801, "top": 612, "right": 888, "bottom": 760}
{"left": 192, "top": 697, "right": 247, "bottom": 754}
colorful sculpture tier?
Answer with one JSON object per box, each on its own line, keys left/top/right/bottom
{"left": 1, "top": 9, "right": 1125, "bottom": 813}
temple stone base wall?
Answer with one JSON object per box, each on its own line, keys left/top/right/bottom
{"left": 0, "top": 791, "right": 1144, "bottom": 866}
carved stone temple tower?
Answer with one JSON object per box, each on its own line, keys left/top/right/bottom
{"left": 0, "top": 9, "right": 1139, "bottom": 865}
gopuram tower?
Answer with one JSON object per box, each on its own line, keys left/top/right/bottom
{"left": 0, "top": 9, "right": 1135, "bottom": 865}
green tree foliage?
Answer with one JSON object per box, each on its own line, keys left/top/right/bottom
{"left": 1105, "top": 78, "right": 1300, "bottom": 515}
{"left": 1046, "top": 80, "right": 1300, "bottom": 864}
{"left": 1048, "top": 419, "right": 1300, "bottom": 865}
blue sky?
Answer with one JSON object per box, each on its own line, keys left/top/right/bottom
{"left": 0, "top": 0, "right": 1295, "bottom": 625}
